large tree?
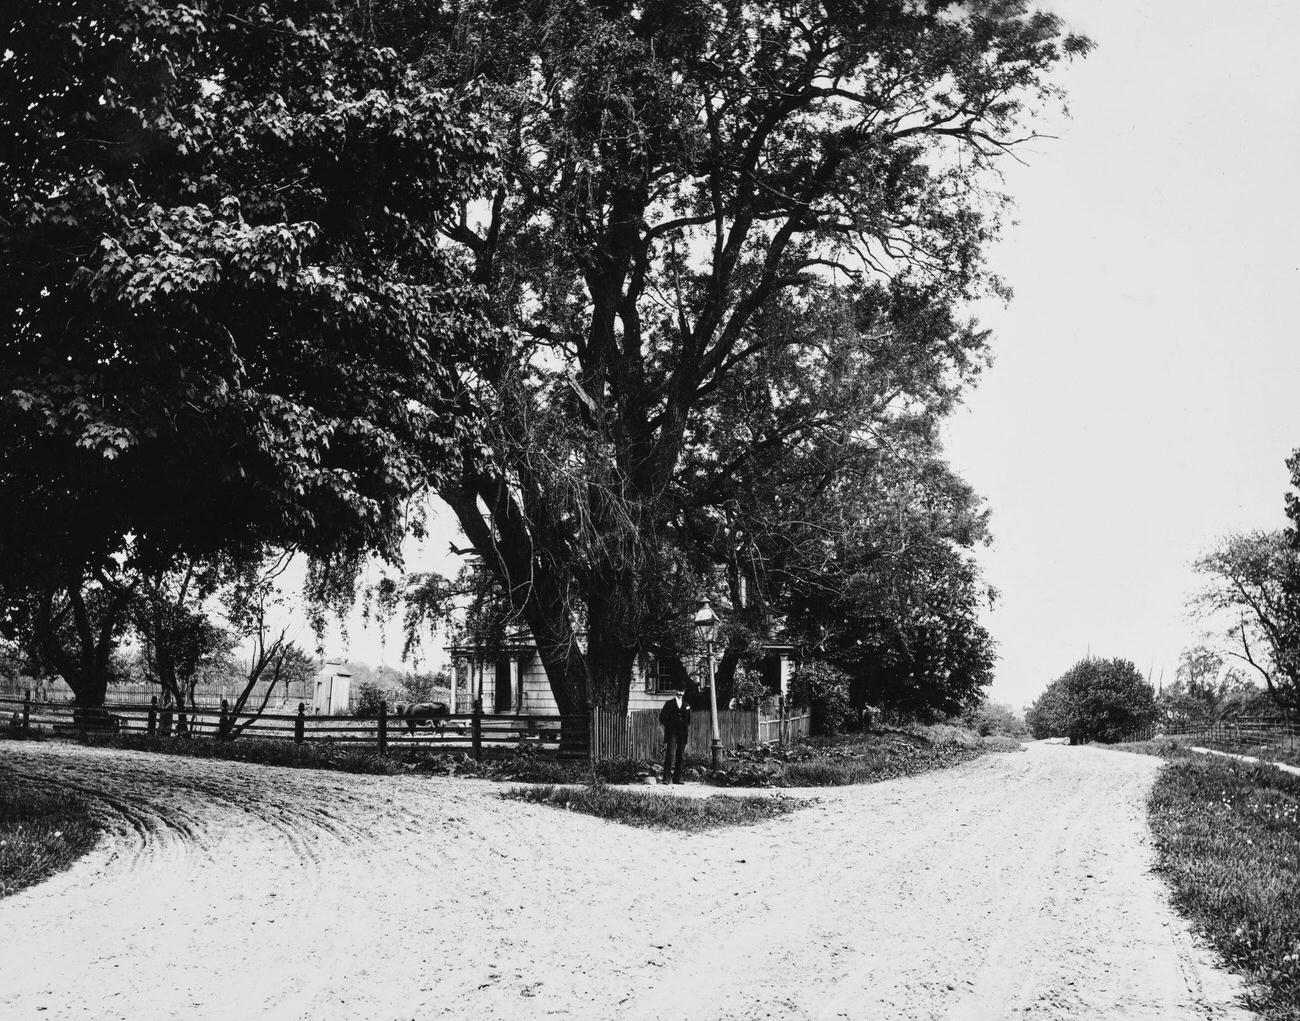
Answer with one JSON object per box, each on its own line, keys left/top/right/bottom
{"left": 1193, "top": 531, "right": 1300, "bottom": 713}
{"left": 428, "top": 0, "right": 1090, "bottom": 713}
{"left": 0, "top": 1, "right": 493, "bottom": 703}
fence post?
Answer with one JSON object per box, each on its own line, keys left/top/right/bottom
{"left": 77, "top": 702, "right": 87, "bottom": 743}
{"left": 472, "top": 697, "right": 483, "bottom": 761}
{"left": 778, "top": 696, "right": 787, "bottom": 747}
{"left": 23, "top": 688, "right": 30, "bottom": 732}
{"left": 378, "top": 699, "right": 388, "bottom": 753}
{"left": 218, "top": 699, "right": 231, "bottom": 741}
{"left": 295, "top": 702, "right": 305, "bottom": 745}
{"left": 147, "top": 695, "right": 157, "bottom": 737}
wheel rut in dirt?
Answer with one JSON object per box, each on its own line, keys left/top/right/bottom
{"left": 0, "top": 739, "right": 1259, "bottom": 1021}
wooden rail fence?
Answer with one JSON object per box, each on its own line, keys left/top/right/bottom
{"left": 0, "top": 693, "right": 588, "bottom": 759}
{"left": 1122, "top": 714, "right": 1298, "bottom": 749}
{"left": 4, "top": 692, "right": 814, "bottom": 762}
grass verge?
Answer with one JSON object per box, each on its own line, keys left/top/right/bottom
{"left": 48, "top": 732, "right": 648, "bottom": 784}
{"left": 6, "top": 720, "right": 998, "bottom": 790}
{"left": 713, "top": 726, "right": 998, "bottom": 787}
{"left": 0, "top": 768, "right": 101, "bottom": 899}
{"left": 1148, "top": 754, "right": 1300, "bottom": 1019}
{"left": 502, "top": 784, "right": 805, "bottom": 831}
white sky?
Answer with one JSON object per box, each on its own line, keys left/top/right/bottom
{"left": 326, "top": 1, "right": 1300, "bottom": 710}
{"left": 944, "top": 0, "right": 1300, "bottom": 710}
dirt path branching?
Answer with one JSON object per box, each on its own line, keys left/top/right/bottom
{"left": 0, "top": 739, "right": 1257, "bottom": 1021}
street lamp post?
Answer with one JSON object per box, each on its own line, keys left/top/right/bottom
{"left": 694, "top": 599, "right": 723, "bottom": 773}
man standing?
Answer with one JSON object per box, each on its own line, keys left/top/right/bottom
{"left": 659, "top": 686, "right": 691, "bottom": 784}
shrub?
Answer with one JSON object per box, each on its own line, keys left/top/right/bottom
{"left": 789, "top": 660, "right": 853, "bottom": 736}
{"left": 1026, "top": 657, "right": 1157, "bottom": 744}
{"left": 730, "top": 668, "right": 769, "bottom": 711}
{"left": 965, "top": 701, "right": 1027, "bottom": 738}
{"left": 400, "top": 669, "right": 449, "bottom": 703}
{"left": 352, "top": 680, "right": 388, "bottom": 718}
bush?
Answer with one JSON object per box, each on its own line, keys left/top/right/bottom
{"left": 964, "top": 701, "right": 1027, "bottom": 738}
{"left": 1026, "top": 657, "right": 1157, "bottom": 744}
{"left": 730, "top": 668, "right": 769, "bottom": 711}
{"left": 789, "top": 660, "right": 853, "bottom": 736}
{"left": 400, "top": 669, "right": 449, "bottom": 703}
{"left": 352, "top": 680, "right": 388, "bottom": 718}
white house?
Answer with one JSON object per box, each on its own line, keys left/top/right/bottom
{"left": 445, "top": 634, "right": 794, "bottom": 716}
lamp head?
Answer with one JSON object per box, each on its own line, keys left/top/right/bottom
{"left": 693, "top": 598, "right": 718, "bottom": 644}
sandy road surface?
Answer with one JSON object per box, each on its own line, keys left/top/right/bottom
{"left": 0, "top": 740, "right": 1253, "bottom": 1021}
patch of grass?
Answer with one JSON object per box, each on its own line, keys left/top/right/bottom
{"left": 29, "top": 722, "right": 986, "bottom": 790}
{"left": 0, "top": 769, "right": 101, "bottom": 899}
{"left": 1148, "top": 755, "right": 1300, "bottom": 1019}
{"left": 1113, "top": 737, "right": 1194, "bottom": 759}
{"left": 70, "top": 732, "right": 650, "bottom": 785}
{"left": 714, "top": 727, "right": 988, "bottom": 787}
{"left": 980, "top": 735, "right": 1025, "bottom": 753}
{"left": 503, "top": 783, "right": 805, "bottom": 831}
{"left": 1194, "top": 738, "right": 1300, "bottom": 771}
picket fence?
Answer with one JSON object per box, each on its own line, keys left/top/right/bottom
{"left": 589, "top": 706, "right": 812, "bottom": 761}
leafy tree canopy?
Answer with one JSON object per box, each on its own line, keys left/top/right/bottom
{"left": 423, "top": 0, "right": 1089, "bottom": 711}
{"left": 1193, "top": 531, "right": 1300, "bottom": 713}
{"left": 0, "top": 0, "right": 494, "bottom": 593}
{"left": 1025, "top": 657, "right": 1156, "bottom": 744}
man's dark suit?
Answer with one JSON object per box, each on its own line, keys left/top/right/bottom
{"left": 659, "top": 695, "right": 691, "bottom": 784}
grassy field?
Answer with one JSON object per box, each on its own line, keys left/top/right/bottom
{"left": 0, "top": 768, "right": 101, "bottom": 899}
{"left": 502, "top": 784, "right": 806, "bottom": 831}
{"left": 1145, "top": 752, "right": 1300, "bottom": 1019}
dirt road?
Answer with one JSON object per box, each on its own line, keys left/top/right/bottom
{"left": 0, "top": 740, "right": 1252, "bottom": 1020}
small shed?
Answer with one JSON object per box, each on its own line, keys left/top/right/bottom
{"left": 312, "top": 660, "right": 352, "bottom": 715}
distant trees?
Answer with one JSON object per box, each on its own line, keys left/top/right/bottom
{"left": 1026, "top": 658, "right": 1157, "bottom": 744}
{"left": 1157, "top": 645, "right": 1255, "bottom": 723}
{"left": 1193, "top": 531, "right": 1300, "bottom": 713}
{"left": 965, "top": 701, "right": 1027, "bottom": 739}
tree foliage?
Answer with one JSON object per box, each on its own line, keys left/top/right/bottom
{"left": 1193, "top": 531, "right": 1300, "bottom": 713}
{"left": 788, "top": 660, "right": 854, "bottom": 737}
{"left": 0, "top": 1, "right": 494, "bottom": 702}
{"left": 424, "top": 0, "right": 1088, "bottom": 712}
{"left": 1025, "top": 657, "right": 1156, "bottom": 744}
{"left": 1157, "top": 645, "right": 1255, "bottom": 724}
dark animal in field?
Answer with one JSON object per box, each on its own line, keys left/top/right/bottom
{"left": 393, "top": 702, "right": 452, "bottom": 735}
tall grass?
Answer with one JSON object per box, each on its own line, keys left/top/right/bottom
{"left": 0, "top": 770, "right": 101, "bottom": 898}
{"left": 503, "top": 784, "right": 804, "bottom": 831}
{"left": 1148, "top": 755, "right": 1300, "bottom": 1019}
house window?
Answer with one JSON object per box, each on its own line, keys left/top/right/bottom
{"left": 645, "top": 656, "right": 683, "bottom": 694}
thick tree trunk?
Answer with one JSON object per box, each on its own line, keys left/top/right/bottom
{"left": 714, "top": 648, "right": 741, "bottom": 708}
{"left": 584, "top": 613, "right": 635, "bottom": 714}
{"left": 35, "top": 585, "right": 120, "bottom": 708}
